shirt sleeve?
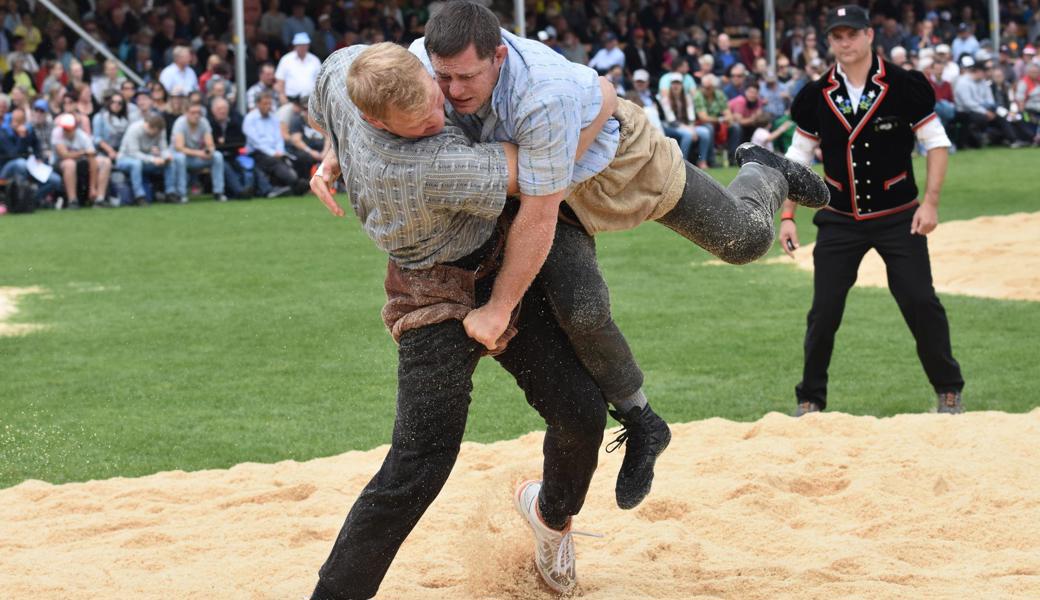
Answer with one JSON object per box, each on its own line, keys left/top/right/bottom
{"left": 421, "top": 135, "right": 508, "bottom": 219}
{"left": 789, "top": 82, "right": 821, "bottom": 139}
{"left": 513, "top": 89, "right": 582, "bottom": 196}
{"left": 904, "top": 69, "right": 938, "bottom": 127}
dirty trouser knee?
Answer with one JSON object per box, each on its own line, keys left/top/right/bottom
{"left": 656, "top": 161, "right": 788, "bottom": 265}
{"left": 537, "top": 220, "right": 644, "bottom": 404}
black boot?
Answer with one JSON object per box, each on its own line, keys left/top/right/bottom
{"left": 607, "top": 404, "right": 671, "bottom": 510}
{"left": 734, "top": 142, "right": 830, "bottom": 208}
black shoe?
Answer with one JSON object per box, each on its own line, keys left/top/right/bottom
{"left": 607, "top": 404, "right": 671, "bottom": 510}
{"left": 794, "top": 401, "right": 822, "bottom": 417}
{"left": 734, "top": 143, "right": 830, "bottom": 208}
{"left": 936, "top": 391, "right": 963, "bottom": 414}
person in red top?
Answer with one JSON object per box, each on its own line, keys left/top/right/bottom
{"left": 923, "top": 58, "right": 956, "bottom": 135}
{"left": 727, "top": 82, "right": 769, "bottom": 145}
{"left": 739, "top": 28, "right": 766, "bottom": 69}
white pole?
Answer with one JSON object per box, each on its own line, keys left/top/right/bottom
{"left": 36, "top": 0, "right": 143, "bottom": 85}
{"left": 234, "top": 0, "right": 248, "bottom": 116}
{"left": 515, "top": 0, "right": 525, "bottom": 37}
{"left": 989, "top": 0, "right": 1000, "bottom": 53}
{"left": 765, "top": 0, "right": 776, "bottom": 75}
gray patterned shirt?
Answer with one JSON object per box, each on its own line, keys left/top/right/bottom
{"left": 309, "top": 46, "right": 509, "bottom": 269}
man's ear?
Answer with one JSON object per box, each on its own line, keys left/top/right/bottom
{"left": 361, "top": 113, "right": 387, "bottom": 131}
{"left": 494, "top": 44, "right": 508, "bottom": 67}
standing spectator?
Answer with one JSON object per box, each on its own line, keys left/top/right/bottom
{"left": 951, "top": 23, "right": 980, "bottom": 64}
{"left": 588, "top": 32, "right": 625, "bottom": 74}
{"left": 208, "top": 96, "right": 252, "bottom": 199}
{"left": 91, "top": 60, "right": 126, "bottom": 105}
{"left": 243, "top": 91, "right": 305, "bottom": 196}
{"left": 282, "top": 3, "right": 316, "bottom": 49}
{"left": 171, "top": 103, "right": 226, "bottom": 202}
{"left": 159, "top": 47, "right": 200, "bottom": 95}
{"left": 275, "top": 33, "right": 321, "bottom": 105}
{"left": 694, "top": 74, "right": 741, "bottom": 165}
{"left": 0, "top": 106, "right": 62, "bottom": 207}
{"left": 247, "top": 63, "right": 280, "bottom": 112}
{"left": 52, "top": 113, "right": 111, "bottom": 209}
{"left": 117, "top": 115, "right": 177, "bottom": 205}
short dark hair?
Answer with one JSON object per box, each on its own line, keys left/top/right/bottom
{"left": 424, "top": 1, "right": 502, "bottom": 60}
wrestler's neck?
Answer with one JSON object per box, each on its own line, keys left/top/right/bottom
{"left": 838, "top": 54, "right": 872, "bottom": 88}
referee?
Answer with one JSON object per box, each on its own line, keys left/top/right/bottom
{"left": 779, "top": 5, "right": 965, "bottom": 416}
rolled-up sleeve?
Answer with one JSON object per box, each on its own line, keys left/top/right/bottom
{"left": 513, "top": 90, "right": 581, "bottom": 196}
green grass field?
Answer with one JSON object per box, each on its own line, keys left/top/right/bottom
{"left": 1, "top": 148, "right": 1038, "bottom": 488}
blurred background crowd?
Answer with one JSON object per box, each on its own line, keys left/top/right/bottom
{"left": 1, "top": 0, "right": 1038, "bottom": 213}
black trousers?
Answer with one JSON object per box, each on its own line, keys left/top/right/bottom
{"left": 796, "top": 208, "right": 964, "bottom": 408}
{"left": 251, "top": 151, "right": 299, "bottom": 186}
{"left": 313, "top": 255, "right": 607, "bottom": 600}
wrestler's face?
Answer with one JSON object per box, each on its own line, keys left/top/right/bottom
{"left": 430, "top": 43, "right": 507, "bottom": 115}
{"left": 364, "top": 74, "right": 446, "bottom": 139}
{"left": 827, "top": 26, "right": 873, "bottom": 67}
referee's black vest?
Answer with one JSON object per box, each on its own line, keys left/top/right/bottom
{"left": 790, "top": 55, "right": 939, "bottom": 220}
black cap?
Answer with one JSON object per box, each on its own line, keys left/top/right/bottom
{"left": 825, "top": 5, "right": 870, "bottom": 34}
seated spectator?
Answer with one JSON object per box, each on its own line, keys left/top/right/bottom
{"left": 243, "top": 91, "right": 306, "bottom": 196}
{"left": 722, "top": 63, "right": 748, "bottom": 100}
{"left": 923, "top": 58, "right": 956, "bottom": 134}
{"left": 1014, "top": 62, "right": 1040, "bottom": 143}
{"left": 92, "top": 92, "right": 134, "bottom": 205}
{"left": 118, "top": 81, "right": 142, "bottom": 122}
{"left": 51, "top": 113, "right": 111, "bottom": 209}
{"left": 659, "top": 56, "right": 698, "bottom": 96}
{"left": 728, "top": 82, "right": 770, "bottom": 145}
{"left": 758, "top": 72, "right": 789, "bottom": 118}
{"left": 658, "top": 75, "right": 712, "bottom": 168}
{"left": 694, "top": 54, "right": 715, "bottom": 83}
{"left": 954, "top": 58, "right": 1030, "bottom": 148}
{"left": 282, "top": 96, "right": 324, "bottom": 179}
{"left": 30, "top": 100, "right": 55, "bottom": 163}
{"left": 3, "top": 57, "right": 35, "bottom": 95}
{"left": 71, "top": 83, "right": 95, "bottom": 133}
{"left": 134, "top": 89, "right": 161, "bottom": 120}
{"left": 208, "top": 96, "right": 253, "bottom": 199}
{"left": 694, "top": 74, "right": 741, "bottom": 165}
{"left": 247, "top": 63, "right": 280, "bottom": 112}
{"left": 163, "top": 88, "right": 189, "bottom": 137}
{"left": 91, "top": 59, "right": 126, "bottom": 105}
{"left": 711, "top": 33, "right": 740, "bottom": 76}
{"left": 281, "top": 3, "right": 316, "bottom": 49}
{"left": 588, "top": 32, "right": 625, "bottom": 75}
{"left": 560, "top": 30, "right": 588, "bottom": 66}
{"left": 7, "top": 35, "right": 39, "bottom": 76}
{"left": 41, "top": 61, "right": 67, "bottom": 97}
{"left": 172, "top": 102, "right": 226, "bottom": 202}
{"left": 198, "top": 55, "right": 222, "bottom": 94}
{"left": 150, "top": 83, "right": 170, "bottom": 115}
{"left": 739, "top": 28, "right": 766, "bottom": 69}
{"left": 749, "top": 113, "right": 795, "bottom": 154}
{"left": 0, "top": 106, "right": 62, "bottom": 207}
{"left": 159, "top": 47, "right": 200, "bottom": 95}
{"left": 117, "top": 114, "right": 177, "bottom": 205}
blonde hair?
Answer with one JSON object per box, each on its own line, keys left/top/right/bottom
{"left": 349, "top": 42, "right": 429, "bottom": 121}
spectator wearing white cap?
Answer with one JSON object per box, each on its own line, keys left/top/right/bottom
{"left": 51, "top": 113, "right": 111, "bottom": 209}
{"left": 934, "top": 44, "right": 961, "bottom": 84}
{"left": 159, "top": 47, "right": 200, "bottom": 95}
{"left": 275, "top": 32, "right": 321, "bottom": 105}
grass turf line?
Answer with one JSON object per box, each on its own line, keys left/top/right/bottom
{"left": 1, "top": 148, "right": 1038, "bottom": 487}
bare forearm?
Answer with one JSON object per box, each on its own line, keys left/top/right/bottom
{"left": 923, "top": 146, "right": 948, "bottom": 207}
{"left": 486, "top": 194, "right": 562, "bottom": 312}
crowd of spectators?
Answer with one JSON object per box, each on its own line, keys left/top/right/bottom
{"left": 1, "top": 0, "right": 1038, "bottom": 213}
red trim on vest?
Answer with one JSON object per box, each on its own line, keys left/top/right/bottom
{"left": 912, "top": 112, "right": 938, "bottom": 130}
{"left": 883, "top": 171, "right": 908, "bottom": 190}
{"left": 795, "top": 127, "right": 820, "bottom": 141}
{"left": 824, "top": 200, "right": 918, "bottom": 220}
{"left": 824, "top": 174, "right": 844, "bottom": 190}
{"left": 844, "top": 57, "right": 890, "bottom": 220}
{"left": 822, "top": 69, "right": 852, "bottom": 133}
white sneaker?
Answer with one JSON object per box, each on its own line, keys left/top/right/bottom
{"left": 513, "top": 480, "right": 600, "bottom": 593}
